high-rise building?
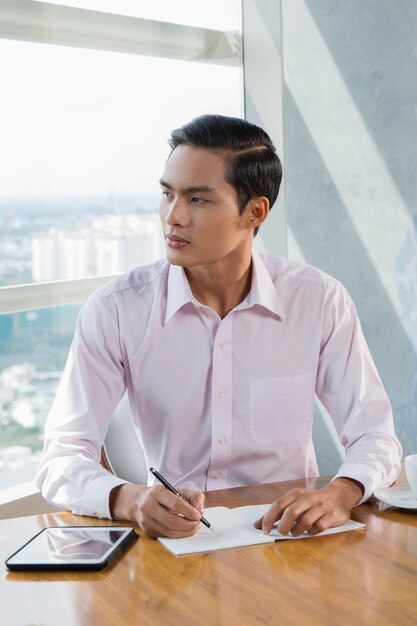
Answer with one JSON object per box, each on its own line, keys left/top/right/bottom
{"left": 31, "top": 213, "right": 164, "bottom": 281}
{"left": 31, "top": 230, "right": 63, "bottom": 282}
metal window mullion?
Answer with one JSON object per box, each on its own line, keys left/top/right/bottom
{"left": 242, "top": 0, "right": 287, "bottom": 257}
{"left": 0, "top": 0, "right": 239, "bottom": 65}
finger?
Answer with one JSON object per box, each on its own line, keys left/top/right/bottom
{"left": 253, "top": 511, "right": 282, "bottom": 529}
{"left": 156, "top": 488, "right": 202, "bottom": 521}
{"left": 277, "top": 499, "right": 316, "bottom": 535}
{"left": 287, "top": 506, "right": 327, "bottom": 537}
{"left": 141, "top": 513, "right": 201, "bottom": 538}
{"left": 307, "top": 511, "right": 348, "bottom": 536}
{"left": 306, "top": 515, "right": 331, "bottom": 536}
{"left": 160, "top": 506, "right": 203, "bottom": 530}
{"left": 181, "top": 488, "right": 205, "bottom": 515}
{"left": 139, "top": 488, "right": 201, "bottom": 533}
{"left": 140, "top": 498, "right": 203, "bottom": 535}
{"left": 259, "top": 491, "right": 301, "bottom": 534}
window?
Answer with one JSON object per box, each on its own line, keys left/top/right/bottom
{"left": 0, "top": 0, "right": 243, "bottom": 488}
{"left": 0, "top": 36, "right": 242, "bottom": 285}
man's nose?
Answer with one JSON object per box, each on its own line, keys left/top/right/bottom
{"left": 165, "top": 199, "right": 190, "bottom": 227}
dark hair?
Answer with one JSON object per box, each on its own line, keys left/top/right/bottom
{"left": 169, "top": 114, "right": 282, "bottom": 236}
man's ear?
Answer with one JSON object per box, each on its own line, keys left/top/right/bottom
{"left": 246, "top": 197, "right": 270, "bottom": 231}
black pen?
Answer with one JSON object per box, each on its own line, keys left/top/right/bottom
{"left": 149, "top": 467, "right": 218, "bottom": 534}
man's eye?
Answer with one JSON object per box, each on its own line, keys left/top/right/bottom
{"left": 161, "top": 190, "right": 172, "bottom": 199}
{"left": 190, "top": 196, "right": 206, "bottom": 204}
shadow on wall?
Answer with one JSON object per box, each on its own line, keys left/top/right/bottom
{"left": 301, "top": 1, "right": 417, "bottom": 455}
{"left": 284, "top": 82, "right": 416, "bottom": 455}
{"left": 305, "top": 0, "right": 417, "bottom": 217}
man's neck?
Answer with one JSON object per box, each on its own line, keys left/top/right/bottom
{"left": 185, "top": 253, "right": 253, "bottom": 319}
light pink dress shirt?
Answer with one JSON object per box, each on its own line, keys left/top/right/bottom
{"left": 36, "top": 252, "right": 402, "bottom": 519}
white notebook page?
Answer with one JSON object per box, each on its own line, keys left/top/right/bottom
{"left": 158, "top": 504, "right": 365, "bottom": 556}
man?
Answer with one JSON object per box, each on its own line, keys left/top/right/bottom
{"left": 36, "top": 114, "right": 401, "bottom": 538}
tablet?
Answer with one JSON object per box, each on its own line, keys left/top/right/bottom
{"left": 5, "top": 526, "right": 139, "bottom": 571}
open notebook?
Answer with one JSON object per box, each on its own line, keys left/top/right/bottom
{"left": 158, "top": 503, "right": 365, "bottom": 556}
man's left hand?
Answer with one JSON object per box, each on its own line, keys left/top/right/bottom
{"left": 253, "top": 477, "right": 364, "bottom": 537}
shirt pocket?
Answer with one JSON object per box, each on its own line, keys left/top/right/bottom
{"left": 249, "top": 373, "right": 313, "bottom": 447}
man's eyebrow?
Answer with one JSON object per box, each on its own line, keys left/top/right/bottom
{"left": 159, "top": 179, "right": 216, "bottom": 193}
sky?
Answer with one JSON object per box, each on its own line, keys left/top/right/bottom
{"left": 0, "top": 2, "right": 242, "bottom": 199}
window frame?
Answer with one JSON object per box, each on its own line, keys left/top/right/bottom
{"left": 0, "top": 0, "right": 287, "bottom": 513}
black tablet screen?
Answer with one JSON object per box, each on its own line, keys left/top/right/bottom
{"left": 7, "top": 527, "right": 130, "bottom": 567}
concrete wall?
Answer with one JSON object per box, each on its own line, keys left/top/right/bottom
{"left": 282, "top": 0, "right": 417, "bottom": 470}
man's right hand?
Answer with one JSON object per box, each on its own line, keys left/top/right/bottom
{"left": 109, "top": 483, "right": 205, "bottom": 538}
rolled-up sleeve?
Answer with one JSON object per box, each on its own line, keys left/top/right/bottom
{"left": 316, "top": 282, "right": 402, "bottom": 503}
{"left": 36, "top": 292, "right": 128, "bottom": 519}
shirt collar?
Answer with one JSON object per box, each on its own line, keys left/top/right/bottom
{"left": 250, "top": 251, "right": 286, "bottom": 319}
{"left": 164, "top": 263, "right": 194, "bottom": 325}
{"left": 164, "top": 251, "right": 286, "bottom": 325}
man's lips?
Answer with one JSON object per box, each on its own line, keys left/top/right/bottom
{"left": 165, "top": 234, "right": 190, "bottom": 249}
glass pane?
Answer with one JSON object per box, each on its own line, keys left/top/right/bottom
{"left": 0, "top": 28, "right": 242, "bottom": 286}
{"left": 0, "top": 304, "right": 81, "bottom": 487}
{"left": 0, "top": 2, "right": 243, "bottom": 488}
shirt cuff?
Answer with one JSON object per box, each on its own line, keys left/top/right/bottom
{"left": 70, "top": 473, "right": 129, "bottom": 519}
{"left": 331, "top": 462, "right": 401, "bottom": 505}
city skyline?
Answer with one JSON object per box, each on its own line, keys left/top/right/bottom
{"left": 0, "top": 206, "right": 166, "bottom": 486}
{"left": 0, "top": 194, "right": 163, "bottom": 286}
{"left": 31, "top": 213, "right": 164, "bottom": 281}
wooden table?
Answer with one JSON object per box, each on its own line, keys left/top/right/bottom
{"left": 1, "top": 474, "right": 417, "bottom": 626}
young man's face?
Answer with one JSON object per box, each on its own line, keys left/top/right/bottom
{"left": 159, "top": 145, "right": 252, "bottom": 269}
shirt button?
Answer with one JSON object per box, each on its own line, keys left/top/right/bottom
{"left": 218, "top": 388, "right": 225, "bottom": 398}
{"left": 217, "top": 436, "right": 225, "bottom": 446}
{"left": 212, "top": 471, "right": 221, "bottom": 479}
{"left": 218, "top": 340, "right": 224, "bottom": 350}
{"left": 206, "top": 309, "right": 213, "bottom": 316}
